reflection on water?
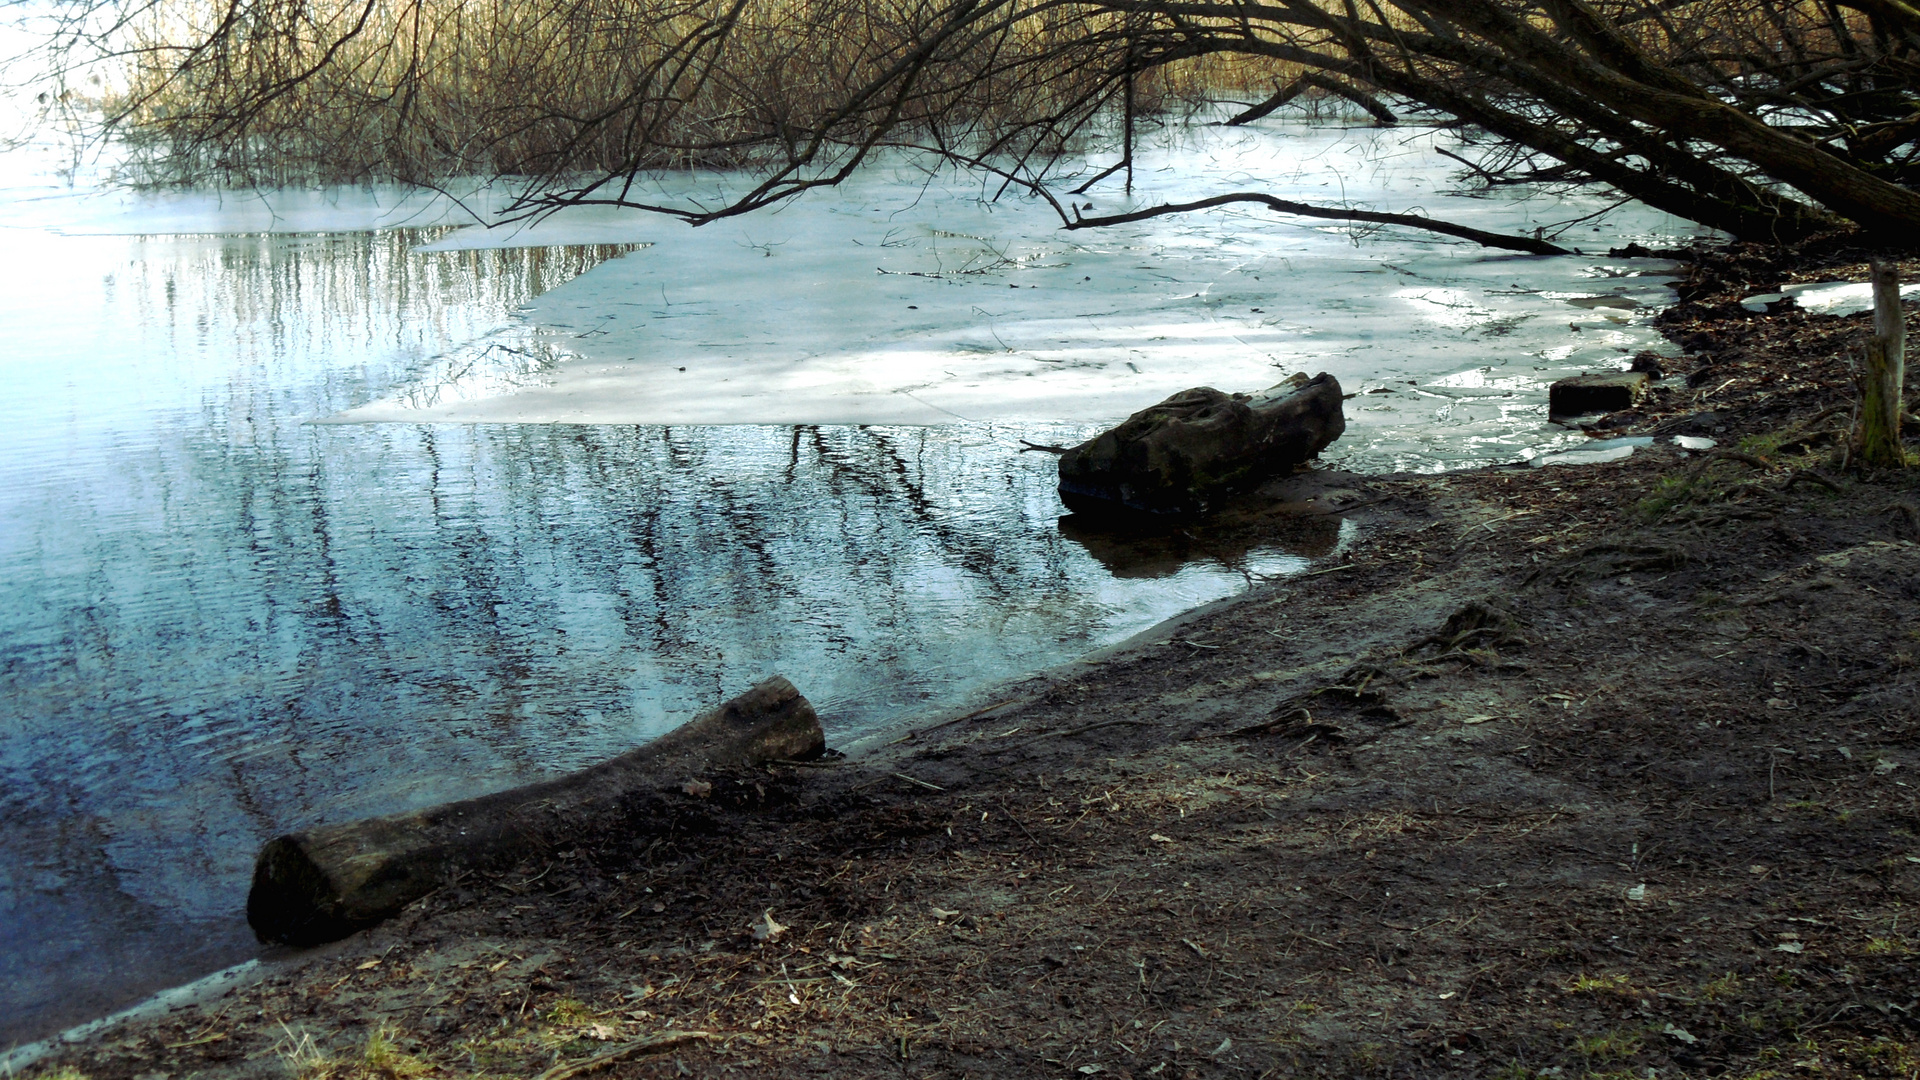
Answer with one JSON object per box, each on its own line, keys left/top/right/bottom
{"left": 0, "top": 228, "right": 1325, "bottom": 1042}
{"left": 1059, "top": 513, "right": 1342, "bottom": 580}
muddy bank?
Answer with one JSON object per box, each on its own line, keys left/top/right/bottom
{"left": 16, "top": 244, "right": 1920, "bottom": 1080}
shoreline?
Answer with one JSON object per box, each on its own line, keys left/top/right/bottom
{"left": 1, "top": 964, "right": 268, "bottom": 1074}
{"left": 4, "top": 515, "right": 1356, "bottom": 1064}
{"left": 17, "top": 240, "right": 1920, "bottom": 1080}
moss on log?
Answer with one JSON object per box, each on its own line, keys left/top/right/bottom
{"left": 247, "top": 676, "right": 823, "bottom": 945}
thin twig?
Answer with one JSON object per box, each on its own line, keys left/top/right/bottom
{"left": 895, "top": 697, "right": 1033, "bottom": 742}
{"left": 1301, "top": 562, "right": 1359, "bottom": 578}
{"left": 997, "top": 800, "right": 1045, "bottom": 850}
{"left": 535, "top": 1032, "right": 714, "bottom": 1080}
{"left": 985, "top": 719, "right": 1153, "bottom": 754}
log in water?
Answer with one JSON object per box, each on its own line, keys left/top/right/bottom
{"left": 246, "top": 676, "right": 824, "bottom": 945}
{"left": 1057, "top": 374, "right": 1347, "bottom": 516}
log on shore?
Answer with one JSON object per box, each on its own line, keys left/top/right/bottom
{"left": 248, "top": 676, "right": 824, "bottom": 946}
{"left": 1057, "top": 373, "right": 1346, "bottom": 516}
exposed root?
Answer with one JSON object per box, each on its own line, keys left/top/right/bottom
{"left": 1529, "top": 542, "right": 1690, "bottom": 587}
{"left": 1785, "top": 469, "right": 1844, "bottom": 492}
{"left": 1409, "top": 599, "right": 1528, "bottom": 654}
{"left": 1687, "top": 448, "right": 1774, "bottom": 476}
{"left": 1884, "top": 501, "right": 1920, "bottom": 537}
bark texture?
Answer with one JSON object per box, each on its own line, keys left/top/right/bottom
{"left": 1857, "top": 260, "right": 1908, "bottom": 469}
{"left": 1057, "top": 373, "right": 1345, "bottom": 516}
{"left": 248, "top": 676, "right": 823, "bottom": 945}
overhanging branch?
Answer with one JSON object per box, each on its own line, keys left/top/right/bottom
{"left": 1063, "top": 192, "right": 1572, "bottom": 254}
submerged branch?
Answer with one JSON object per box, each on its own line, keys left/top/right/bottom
{"left": 1063, "top": 192, "right": 1571, "bottom": 255}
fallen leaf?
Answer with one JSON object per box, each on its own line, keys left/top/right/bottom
{"left": 751, "top": 910, "right": 788, "bottom": 942}
{"left": 931, "top": 905, "right": 960, "bottom": 920}
{"left": 1626, "top": 884, "right": 1647, "bottom": 902}
{"left": 1438, "top": 991, "right": 1456, "bottom": 1000}
{"left": 356, "top": 959, "right": 382, "bottom": 970}
{"left": 1663, "top": 1024, "right": 1697, "bottom": 1045}
{"left": 1876, "top": 759, "right": 1900, "bottom": 775}
{"left": 1211, "top": 1037, "right": 1233, "bottom": 1056}
{"left": 1461, "top": 714, "right": 1496, "bottom": 725}
{"left": 682, "top": 779, "right": 713, "bottom": 798}
{"left": 1149, "top": 834, "right": 1175, "bottom": 844}
{"left": 1077, "top": 1066, "right": 1105, "bottom": 1075}
{"left": 585, "top": 1023, "right": 618, "bottom": 1041}
{"left": 1774, "top": 941, "right": 1806, "bottom": 954}
{"left": 488, "top": 958, "right": 511, "bottom": 973}
{"left": 1748, "top": 865, "right": 1770, "bottom": 875}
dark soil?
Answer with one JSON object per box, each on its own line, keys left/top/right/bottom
{"left": 23, "top": 244, "right": 1920, "bottom": 1080}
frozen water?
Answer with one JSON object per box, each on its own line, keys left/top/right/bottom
{"left": 0, "top": 113, "right": 1714, "bottom": 1044}
{"left": 1742, "top": 279, "right": 1920, "bottom": 316}
{"left": 321, "top": 123, "right": 1708, "bottom": 472}
{"left": 1528, "top": 435, "right": 1654, "bottom": 467}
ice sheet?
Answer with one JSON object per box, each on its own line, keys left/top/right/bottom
{"left": 0, "top": 115, "right": 1712, "bottom": 471}
{"left": 1741, "top": 280, "right": 1920, "bottom": 315}
{"left": 321, "top": 124, "right": 1709, "bottom": 470}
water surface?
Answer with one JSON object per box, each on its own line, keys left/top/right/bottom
{"left": 0, "top": 226, "right": 1328, "bottom": 1042}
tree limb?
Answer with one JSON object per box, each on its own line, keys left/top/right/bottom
{"left": 1063, "top": 192, "right": 1571, "bottom": 254}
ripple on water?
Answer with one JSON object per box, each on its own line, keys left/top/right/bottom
{"left": 0, "top": 227, "right": 1324, "bottom": 1043}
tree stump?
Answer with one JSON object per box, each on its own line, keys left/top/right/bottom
{"left": 1856, "top": 259, "right": 1907, "bottom": 469}
{"left": 1057, "top": 373, "right": 1346, "bottom": 516}
{"left": 247, "top": 676, "right": 824, "bottom": 945}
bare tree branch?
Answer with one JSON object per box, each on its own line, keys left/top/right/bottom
{"left": 1063, "top": 191, "right": 1573, "bottom": 254}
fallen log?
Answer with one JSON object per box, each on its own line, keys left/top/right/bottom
{"left": 248, "top": 676, "right": 824, "bottom": 946}
{"left": 1057, "top": 373, "right": 1346, "bottom": 516}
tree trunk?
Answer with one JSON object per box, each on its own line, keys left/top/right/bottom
{"left": 1412, "top": 0, "right": 1920, "bottom": 240}
{"left": 247, "top": 676, "right": 825, "bottom": 946}
{"left": 1857, "top": 260, "right": 1908, "bottom": 469}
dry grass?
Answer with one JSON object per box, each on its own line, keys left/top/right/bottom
{"left": 99, "top": 0, "right": 1286, "bottom": 188}
{"left": 49, "top": 0, "right": 1911, "bottom": 241}
{"left": 271, "top": 1023, "right": 435, "bottom": 1080}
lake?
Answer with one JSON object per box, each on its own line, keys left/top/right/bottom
{"left": 0, "top": 118, "right": 1703, "bottom": 1043}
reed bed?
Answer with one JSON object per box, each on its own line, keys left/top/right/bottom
{"left": 80, "top": 0, "right": 1920, "bottom": 237}
{"left": 100, "top": 0, "right": 1301, "bottom": 188}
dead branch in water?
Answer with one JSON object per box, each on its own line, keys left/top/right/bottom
{"left": 1064, "top": 192, "right": 1570, "bottom": 255}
